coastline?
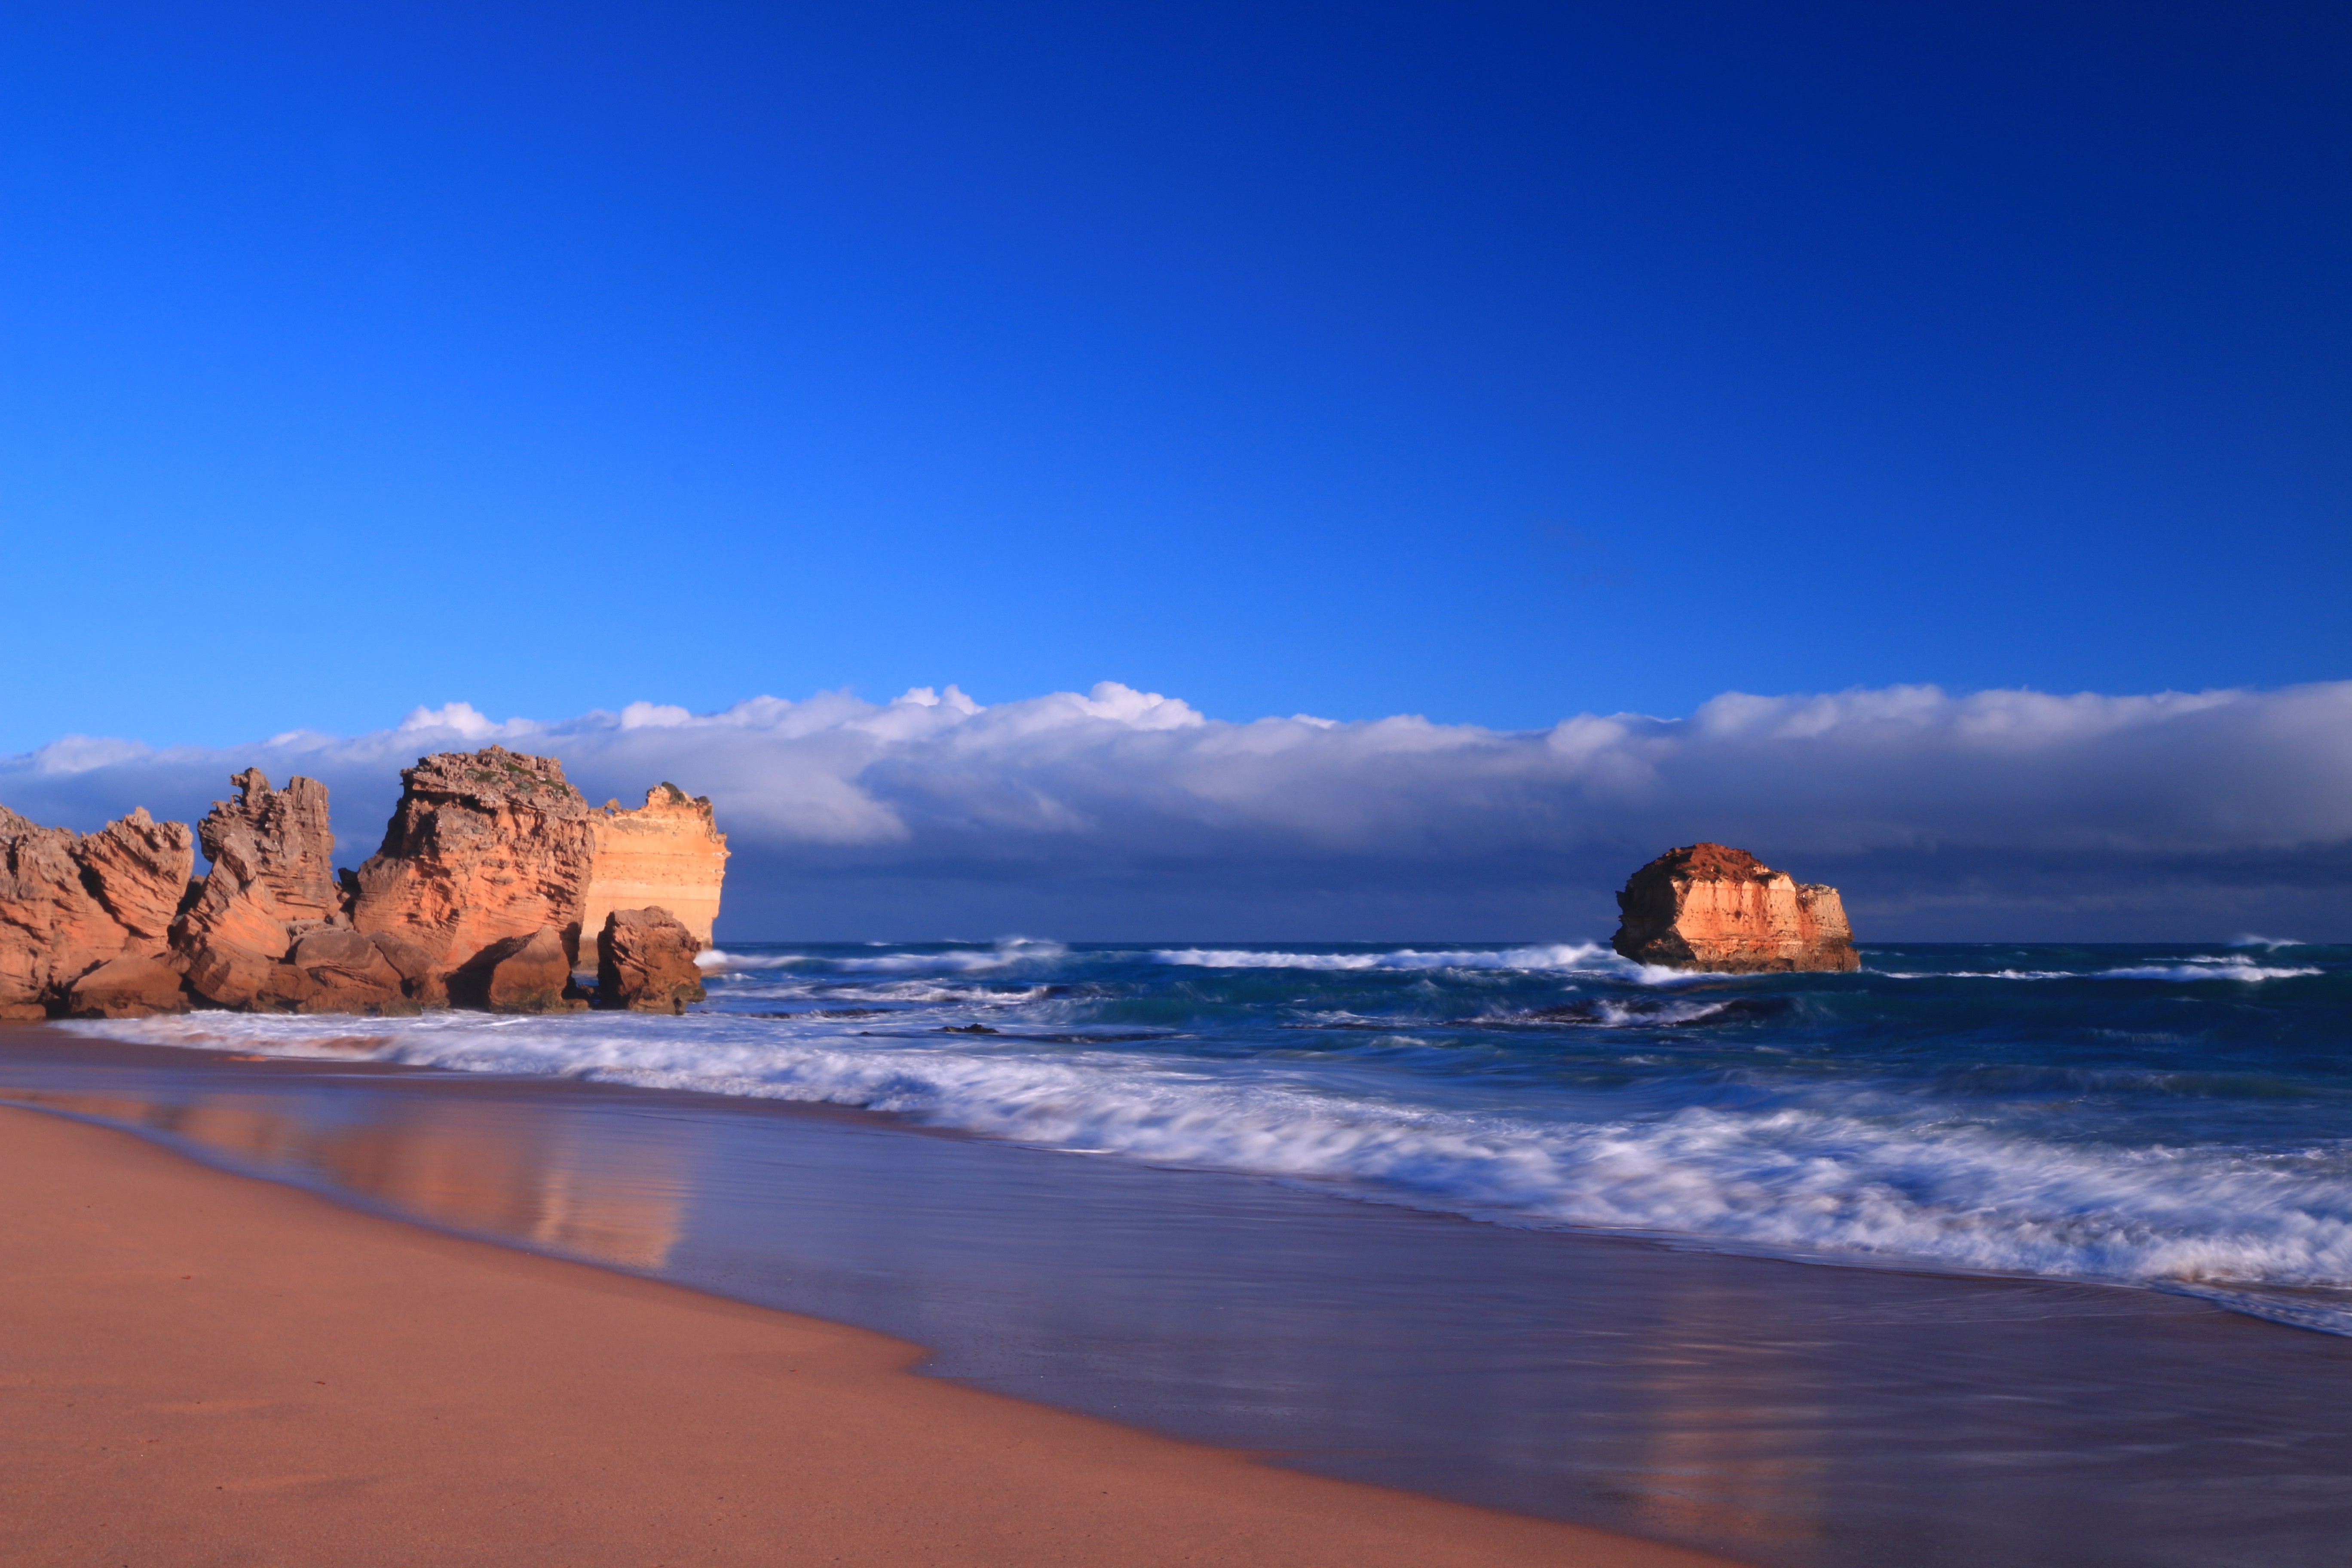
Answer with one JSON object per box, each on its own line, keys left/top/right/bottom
{"left": 0, "top": 1099, "right": 1740, "bottom": 1568}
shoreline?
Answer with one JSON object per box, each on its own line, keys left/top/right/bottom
{"left": 0, "top": 1099, "right": 1741, "bottom": 1568}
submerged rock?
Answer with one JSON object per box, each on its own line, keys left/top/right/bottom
{"left": 1611, "top": 843, "right": 1859, "bottom": 974}
{"left": 594, "top": 906, "right": 706, "bottom": 1014}
{"left": 0, "top": 804, "right": 195, "bottom": 1019}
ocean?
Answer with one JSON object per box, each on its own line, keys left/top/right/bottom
{"left": 10, "top": 938, "right": 2352, "bottom": 1565}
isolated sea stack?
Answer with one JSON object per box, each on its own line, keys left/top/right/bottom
{"left": 0, "top": 744, "right": 729, "bottom": 1020}
{"left": 1611, "top": 843, "right": 1859, "bottom": 973}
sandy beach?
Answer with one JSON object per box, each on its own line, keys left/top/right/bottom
{"left": 0, "top": 1102, "right": 1740, "bottom": 1568}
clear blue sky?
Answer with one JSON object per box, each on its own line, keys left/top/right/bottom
{"left": 4, "top": 1, "right": 2346, "bottom": 754}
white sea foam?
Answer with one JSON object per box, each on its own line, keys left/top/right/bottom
{"left": 822, "top": 939, "right": 1069, "bottom": 974}
{"left": 1875, "top": 958, "right": 2321, "bottom": 983}
{"left": 1148, "top": 943, "right": 1708, "bottom": 983}
{"left": 2095, "top": 959, "right": 2321, "bottom": 981}
{"left": 65, "top": 1006, "right": 2352, "bottom": 1329}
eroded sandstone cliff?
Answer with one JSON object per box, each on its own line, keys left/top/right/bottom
{"left": 0, "top": 806, "right": 195, "bottom": 1019}
{"left": 1611, "top": 842, "right": 1859, "bottom": 974}
{"left": 3, "top": 746, "right": 729, "bottom": 1019}
{"left": 171, "top": 770, "right": 413, "bottom": 1014}
{"left": 579, "top": 785, "right": 729, "bottom": 950}
{"left": 349, "top": 746, "right": 599, "bottom": 989}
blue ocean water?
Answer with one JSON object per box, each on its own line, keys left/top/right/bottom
{"left": 68, "top": 938, "right": 2352, "bottom": 1332}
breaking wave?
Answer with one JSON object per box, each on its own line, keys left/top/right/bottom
{"left": 60, "top": 938, "right": 2352, "bottom": 1334}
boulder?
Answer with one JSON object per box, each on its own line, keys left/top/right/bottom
{"left": 366, "top": 931, "right": 448, "bottom": 1008}
{"left": 64, "top": 954, "right": 192, "bottom": 1020}
{"left": 579, "top": 787, "right": 731, "bottom": 951}
{"left": 452, "top": 925, "right": 582, "bottom": 1014}
{"left": 595, "top": 906, "right": 707, "bottom": 1013}
{"left": 1611, "top": 843, "right": 1859, "bottom": 974}
{"left": 351, "top": 747, "right": 597, "bottom": 984}
{"left": 1, "top": 803, "right": 196, "bottom": 1018}
{"left": 282, "top": 928, "right": 415, "bottom": 1015}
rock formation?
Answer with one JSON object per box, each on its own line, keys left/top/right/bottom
{"left": 349, "top": 747, "right": 599, "bottom": 984}
{"left": 454, "top": 925, "right": 581, "bottom": 1014}
{"left": 1, "top": 805, "right": 196, "bottom": 1018}
{"left": 595, "top": 907, "right": 707, "bottom": 1014}
{"left": 579, "top": 786, "right": 729, "bottom": 950}
{"left": 169, "top": 770, "right": 410, "bottom": 1013}
{"left": 64, "top": 954, "right": 190, "bottom": 1020}
{"left": 2, "top": 745, "right": 728, "bottom": 1020}
{"left": 1611, "top": 843, "right": 1859, "bottom": 973}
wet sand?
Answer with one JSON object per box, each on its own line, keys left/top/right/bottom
{"left": 0, "top": 1101, "right": 1739, "bottom": 1568}
{"left": 9, "top": 1030, "right": 2352, "bottom": 1567}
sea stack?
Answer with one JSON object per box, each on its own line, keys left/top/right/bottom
{"left": 0, "top": 744, "right": 730, "bottom": 1019}
{"left": 349, "top": 746, "right": 602, "bottom": 1002}
{"left": 1611, "top": 843, "right": 1859, "bottom": 973}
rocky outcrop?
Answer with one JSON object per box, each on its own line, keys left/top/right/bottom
{"left": 170, "top": 771, "right": 413, "bottom": 1015}
{"left": 64, "top": 954, "right": 190, "bottom": 1020}
{"left": 6, "top": 746, "right": 726, "bottom": 1021}
{"left": 0, "top": 805, "right": 195, "bottom": 1019}
{"left": 595, "top": 907, "right": 707, "bottom": 1013}
{"left": 350, "top": 747, "right": 599, "bottom": 986}
{"left": 174, "top": 771, "right": 342, "bottom": 998}
{"left": 452, "top": 925, "right": 581, "bottom": 1014}
{"left": 579, "top": 786, "right": 729, "bottom": 951}
{"left": 1612, "top": 843, "right": 1859, "bottom": 974}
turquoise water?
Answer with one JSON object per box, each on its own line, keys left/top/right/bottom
{"left": 71, "top": 937, "right": 2352, "bottom": 1333}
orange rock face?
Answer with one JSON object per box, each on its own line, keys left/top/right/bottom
{"left": 9, "top": 747, "right": 727, "bottom": 1021}
{"left": 64, "top": 954, "right": 190, "bottom": 1020}
{"left": 579, "top": 787, "right": 729, "bottom": 951}
{"left": 450, "top": 925, "right": 582, "bottom": 1014}
{"left": 350, "top": 747, "right": 600, "bottom": 977}
{"left": 175, "top": 770, "right": 345, "bottom": 961}
{"left": 0, "top": 804, "right": 195, "bottom": 1019}
{"left": 1611, "top": 843, "right": 1859, "bottom": 973}
{"left": 595, "top": 907, "right": 708, "bottom": 1014}
{"left": 169, "top": 770, "right": 414, "bottom": 1015}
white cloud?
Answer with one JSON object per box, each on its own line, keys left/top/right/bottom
{"left": 5, "top": 680, "right": 2350, "bottom": 940}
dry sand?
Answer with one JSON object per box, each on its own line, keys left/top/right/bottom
{"left": 0, "top": 1104, "right": 1746, "bottom": 1567}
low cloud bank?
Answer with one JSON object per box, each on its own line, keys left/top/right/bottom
{"left": 7, "top": 681, "right": 2350, "bottom": 940}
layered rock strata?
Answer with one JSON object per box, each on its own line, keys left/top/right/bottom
{"left": 595, "top": 907, "right": 707, "bottom": 1014}
{"left": 0, "top": 806, "right": 195, "bottom": 1019}
{"left": 350, "top": 747, "right": 599, "bottom": 983}
{"left": 579, "top": 787, "right": 729, "bottom": 950}
{"left": 1611, "top": 843, "right": 1859, "bottom": 974}
{"left": 169, "top": 771, "right": 414, "bottom": 1014}
{"left": 3, "top": 746, "right": 728, "bottom": 1019}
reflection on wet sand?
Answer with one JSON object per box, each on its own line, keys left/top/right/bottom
{"left": 6, "top": 1032, "right": 2352, "bottom": 1568}
{"left": 1592, "top": 1277, "right": 1832, "bottom": 1553}
{"left": 9, "top": 1084, "right": 689, "bottom": 1271}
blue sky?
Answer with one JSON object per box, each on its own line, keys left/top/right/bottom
{"left": 6, "top": 1, "right": 2345, "bottom": 754}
